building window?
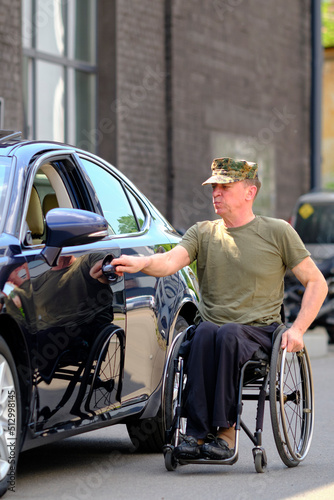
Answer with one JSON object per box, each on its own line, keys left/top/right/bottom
{"left": 22, "top": 0, "right": 97, "bottom": 152}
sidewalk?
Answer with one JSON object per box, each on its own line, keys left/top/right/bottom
{"left": 303, "top": 326, "right": 330, "bottom": 358}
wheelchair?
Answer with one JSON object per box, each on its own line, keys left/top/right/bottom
{"left": 162, "top": 323, "right": 314, "bottom": 473}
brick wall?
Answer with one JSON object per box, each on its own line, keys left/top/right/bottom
{"left": 171, "top": 0, "right": 312, "bottom": 231}
{"left": 114, "top": 0, "right": 312, "bottom": 231}
{"left": 116, "top": 0, "right": 168, "bottom": 215}
{"left": 0, "top": 0, "right": 23, "bottom": 131}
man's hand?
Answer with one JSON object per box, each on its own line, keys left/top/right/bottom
{"left": 111, "top": 255, "right": 149, "bottom": 277}
{"left": 281, "top": 326, "right": 304, "bottom": 352}
{"left": 285, "top": 256, "right": 328, "bottom": 352}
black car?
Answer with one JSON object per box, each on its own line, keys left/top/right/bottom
{"left": 285, "top": 190, "right": 334, "bottom": 342}
{"left": 0, "top": 131, "right": 199, "bottom": 496}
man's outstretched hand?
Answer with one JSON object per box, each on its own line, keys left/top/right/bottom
{"left": 111, "top": 255, "right": 149, "bottom": 276}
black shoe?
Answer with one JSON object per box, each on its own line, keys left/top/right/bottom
{"left": 174, "top": 435, "right": 202, "bottom": 459}
{"left": 202, "top": 437, "right": 234, "bottom": 460}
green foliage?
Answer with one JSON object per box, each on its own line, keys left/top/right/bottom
{"left": 117, "top": 215, "right": 144, "bottom": 234}
{"left": 322, "top": 0, "right": 334, "bottom": 48}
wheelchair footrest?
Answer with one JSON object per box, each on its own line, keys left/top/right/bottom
{"left": 163, "top": 443, "right": 239, "bottom": 467}
{"left": 178, "top": 454, "right": 239, "bottom": 466}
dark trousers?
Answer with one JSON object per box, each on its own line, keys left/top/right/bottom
{"left": 184, "top": 321, "right": 278, "bottom": 439}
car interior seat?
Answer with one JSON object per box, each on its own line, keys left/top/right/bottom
{"left": 26, "top": 186, "right": 45, "bottom": 244}
{"left": 42, "top": 192, "right": 59, "bottom": 216}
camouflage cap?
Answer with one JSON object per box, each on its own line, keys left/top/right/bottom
{"left": 202, "top": 157, "right": 258, "bottom": 185}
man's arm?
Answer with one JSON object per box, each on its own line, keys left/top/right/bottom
{"left": 111, "top": 245, "right": 191, "bottom": 278}
{"left": 281, "top": 256, "right": 328, "bottom": 352}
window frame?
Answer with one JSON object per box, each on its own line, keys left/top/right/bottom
{"left": 19, "top": 150, "right": 88, "bottom": 247}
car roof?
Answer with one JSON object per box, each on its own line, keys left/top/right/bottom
{"left": 0, "top": 131, "right": 74, "bottom": 157}
{"left": 0, "top": 130, "right": 24, "bottom": 155}
{"left": 0, "top": 131, "right": 146, "bottom": 200}
{"left": 296, "top": 190, "right": 334, "bottom": 204}
{"left": 0, "top": 130, "right": 22, "bottom": 142}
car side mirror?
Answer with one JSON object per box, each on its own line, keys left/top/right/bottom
{"left": 41, "top": 208, "right": 109, "bottom": 267}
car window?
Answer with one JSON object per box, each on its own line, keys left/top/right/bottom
{"left": 294, "top": 202, "right": 334, "bottom": 244}
{"left": 80, "top": 158, "right": 140, "bottom": 235}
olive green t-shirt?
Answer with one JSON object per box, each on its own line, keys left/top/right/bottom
{"left": 179, "top": 216, "right": 310, "bottom": 326}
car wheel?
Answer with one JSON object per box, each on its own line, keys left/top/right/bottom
{"left": 126, "top": 316, "right": 189, "bottom": 453}
{"left": 172, "top": 316, "right": 189, "bottom": 338}
{"left": 0, "top": 337, "right": 21, "bottom": 497}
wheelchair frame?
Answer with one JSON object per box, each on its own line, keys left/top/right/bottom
{"left": 162, "top": 324, "right": 314, "bottom": 473}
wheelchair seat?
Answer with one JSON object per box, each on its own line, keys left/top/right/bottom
{"left": 162, "top": 323, "right": 314, "bottom": 473}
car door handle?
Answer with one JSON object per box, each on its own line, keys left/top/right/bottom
{"left": 102, "top": 254, "right": 122, "bottom": 283}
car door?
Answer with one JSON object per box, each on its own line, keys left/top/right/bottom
{"left": 20, "top": 151, "right": 126, "bottom": 431}
{"left": 77, "top": 155, "right": 180, "bottom": 405}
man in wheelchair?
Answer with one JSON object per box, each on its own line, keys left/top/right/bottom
{"left": 111, "top": 157, "right": 327, "bottom": 461}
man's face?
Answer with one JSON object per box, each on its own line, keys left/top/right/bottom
{"left": 211, "top": 181, "right": 249, "bottom": 218}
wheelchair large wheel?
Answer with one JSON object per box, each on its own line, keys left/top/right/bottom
{"left": 72, "top": 325, "right": 125, "bottom": 416}
{"left": 269, "top": 331, "right": 314, "bottom": 467}
{"left": 162, "top": 330, "right": 188, "bottom": 446}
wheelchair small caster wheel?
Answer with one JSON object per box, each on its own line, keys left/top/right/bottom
{"left": 253, "top": 447, "right": 267, "bottom": 473}
{"left": 164, "top": 447, "right": 177, "bottom": 471}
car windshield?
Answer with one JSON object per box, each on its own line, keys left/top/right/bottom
{"left": 0, "top": 159, "right": 12, "bottom": 227}
{"left": 294, "top": 201, "right": 334, "bottom": 244}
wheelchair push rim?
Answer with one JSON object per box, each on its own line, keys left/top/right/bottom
{"left": 269, "top": 334, "right": 314, "bottom": 467}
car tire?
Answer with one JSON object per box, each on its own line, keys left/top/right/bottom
{"left": 0, "top": 337, "right": 21, "bottom": 498}
{"left": 126, "top": 316, "right": 189, "bottom": 453}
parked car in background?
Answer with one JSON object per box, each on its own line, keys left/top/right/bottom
{"left": 289, "top": 189, "right": 334, "bottom": 264}
{"left": 0, "top": 131, "right": 199, "bottom": 496}
{"left": 285, "top": 190, "right": 334, "bottom": 343}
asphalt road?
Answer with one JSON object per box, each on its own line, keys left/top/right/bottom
{"left": 9, "top": 346, "right": 334, "bottom": 500}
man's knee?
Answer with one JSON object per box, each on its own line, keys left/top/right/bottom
{"left": 216, "top": 323, "right": 245, "bottom": 348}
{"left": 192, "top": 321, "right": 217, "bottom": 348}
